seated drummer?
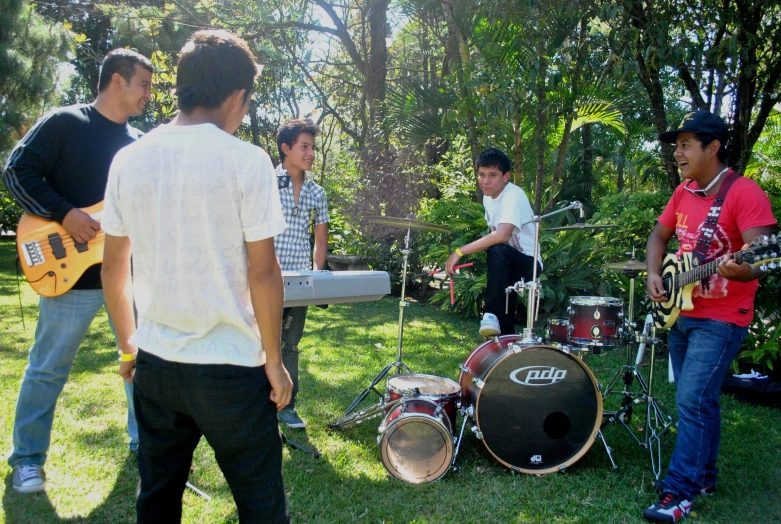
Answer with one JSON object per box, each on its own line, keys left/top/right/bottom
{"left": 446, "top": 147, "right": 542, "bottom": 336}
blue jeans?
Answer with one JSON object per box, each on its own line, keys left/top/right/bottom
{"left": 281, "top": 306, "right": 308, "bottom": 409}
{"left": 8, "top": 290, "right": 138, "bottom": 468}
{"left": 134, "top": 350, "right": 288, "bottom": 523}
{"left": 662, "top": 316, "right": 747, "bottom": 500}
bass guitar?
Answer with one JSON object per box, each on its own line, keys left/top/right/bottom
{"left": 16, "top": 202, "right": 104, "bottom": 298}
{"left": 651, "top": 235, "right": 780, "bottom": 329}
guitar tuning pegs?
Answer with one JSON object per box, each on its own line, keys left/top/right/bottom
{"left": 768, "top": 262, "right": 778, "bottom": 270}
{"left": 760, "top": 264, "right": 768, "bottom": 272}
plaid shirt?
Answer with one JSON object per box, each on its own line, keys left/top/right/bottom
{"left": 274, "top": 164, "right": 329, "bottom": 271}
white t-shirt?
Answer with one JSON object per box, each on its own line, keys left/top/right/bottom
{"left": 483, "top": 182, "right": 542, "bottom": 267}
{"left": 103, "top": 123, "right": 287, "bottom": 367}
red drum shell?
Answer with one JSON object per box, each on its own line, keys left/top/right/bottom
{"left": 568, "top": 296, "right": 623, "bottom": 346}
{"left": 385, "top": 374, "right": 460, "bottom": 429}
{"left": 546, "top": 318, "right": 570, "bottom": 345}
{"left": 379, "top": 398, "right": 454, "bottom": 484}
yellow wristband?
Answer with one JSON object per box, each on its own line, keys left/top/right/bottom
{"left": 118, "top": 351, "right": 137, "bottom": 362}
{"left": 455, "top": 247, "right": 464, "bottom": 257}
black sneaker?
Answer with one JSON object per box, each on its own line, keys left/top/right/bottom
{"left": 643, "top": 492, "right": 693, "bottom": 522}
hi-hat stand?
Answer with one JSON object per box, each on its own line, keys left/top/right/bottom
{"left": 600, "top": 252, "right": 674, "bottom": 478}
{"left": 329, "top": 223, "right": 415, "bottom": 428}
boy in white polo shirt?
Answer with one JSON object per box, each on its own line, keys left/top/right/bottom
{"left": 101, "top": 30, "right": 292, "bottom": 522}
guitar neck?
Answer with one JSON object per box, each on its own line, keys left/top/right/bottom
{"left": 675, "top": 250, "right": 748, "bottom": 289}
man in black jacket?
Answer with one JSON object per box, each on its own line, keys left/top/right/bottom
{"left": 2, "top": 49, "right": 153, "bottom": 494}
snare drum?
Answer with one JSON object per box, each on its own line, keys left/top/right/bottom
{"left": 568, "top": 296, "right": 623, "bottom": 346}
{"left": 378, "top": 397, "right": 454, "bottom": 484}
{"left": 458, "top": 335, "right": 602, "bottom": 474}
{"left": 545, "top": 317, "right": 570, "bottom": 345}
{"left": 385, "top": 374, "right": 460, "bottom": 429}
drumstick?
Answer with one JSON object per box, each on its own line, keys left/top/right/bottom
{"left": 426, "top": 263, "right": 475, "bottom": 307}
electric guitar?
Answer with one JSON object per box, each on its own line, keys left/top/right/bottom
{"left": 16, "top": 202, "right": 104, "bottom": 298}
{"left": 651, "top": 235, "right": 780, "bottom": 329}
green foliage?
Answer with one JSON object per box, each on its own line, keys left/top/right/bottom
{"left": 0, "top": 1, "right": 70, "bottom": 158}
{"left": 735, "top": 192, "right": 781, "bottom": 375}
{"left": 417, "top": 196, "right": 487, "bottom": 316}
{"left": 0, "top": 189, "right": 23, "bottom": 233}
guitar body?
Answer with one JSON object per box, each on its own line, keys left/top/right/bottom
{"left": 652, "top": 252, "right": 697, "bottom": 329}
{"left": 16, "top": 202, "right": 104, "bottom": 298}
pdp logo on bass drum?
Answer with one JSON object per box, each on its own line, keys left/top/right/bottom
{"left": 509, "top": 366, "right": 567, "bottom": 386}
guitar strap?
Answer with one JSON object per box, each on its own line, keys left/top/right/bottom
{"left": 691, "top": 170, "right": 741, "bottom": 267}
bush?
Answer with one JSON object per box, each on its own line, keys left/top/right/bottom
{"left": 0, "top": 187, "right": 22, "bottom": 233}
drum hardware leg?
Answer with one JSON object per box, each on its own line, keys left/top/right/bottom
{"left": 450, "top": 409, "right": 472, "bottom": 472}
{"left": 339, "top": 225, "right": 416, "bottom": 417}
{"left": 596, "top": 430, "right": 619, "bottom": 469}
{"left": 328, "top": 399, "right": 397, "bottom": 430}
{"left": 185, "top": 481, "right": 212, "bottom": 501}
{"left": 281, "top": 432, "right": 320, "bottom": 458}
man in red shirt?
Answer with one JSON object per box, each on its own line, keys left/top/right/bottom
{"left": 644, "top": 110, "right": 776, "bottom": 522}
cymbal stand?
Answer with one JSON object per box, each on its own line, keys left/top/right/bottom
{"left": 601, "top": 257, "right": 674, "bottom": 477}
{"left": 335, "top": 223, "right": 414, "bottom": 421}
{"left": 505, "top": 201, "right": 584, "bottom": 343}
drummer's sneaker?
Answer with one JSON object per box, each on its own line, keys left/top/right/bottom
{"left": 643, "top": 492, "right": 692, "bottom": 522}
{"left": 479, "top": 313, "right": 501, "bottom": 337}
{"left": 278, "top": 407, "right": 307, "bottom": 429}
{"left": 12, "top": 464, "right": 46, "bottom": 494}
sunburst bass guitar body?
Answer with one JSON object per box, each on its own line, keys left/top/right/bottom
{"left": 651, "top": 235, "right": 780, "bottom": 329}
{"left": 16, "top": 202, "right": 104, "bottom": 298}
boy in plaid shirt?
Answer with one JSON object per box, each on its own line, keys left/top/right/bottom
{"left": 274, "top": 119, "right": 329, "bottom": 428}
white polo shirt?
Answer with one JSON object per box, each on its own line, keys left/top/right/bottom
{"left": 103, "top": 123, "right": 287, "bottom": 367}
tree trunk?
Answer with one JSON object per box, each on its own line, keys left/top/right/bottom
{"left": 550, "top": 112, "right": 574, "bottom": 194}
{"left": 534, "top": 53, "right": 547, "bottom": 215}
{"left": 513, "top": 111, "right": 524, "bottom": 186}
{"left": 366, "top": 0, "right": 390, "bottom": 145}
{"left": 441, "top": 0, "right": 480, "bottom": 199}
{"left": 582, "top": 123, "right": 593, "bottom": 201}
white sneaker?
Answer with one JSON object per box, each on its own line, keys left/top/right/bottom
{"left": 12, "top": 464, "right": 46, "bottom": 494}
{"left": 479, "top": 313, "right": 501, "bottom": 337}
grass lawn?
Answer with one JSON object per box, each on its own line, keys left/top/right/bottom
{"left": 1, "top": 237, "right": 780, "bottom": 523}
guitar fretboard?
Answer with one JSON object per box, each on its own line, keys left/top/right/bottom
{"left": 675, "top": 254, "right": 741, "bottom": 288}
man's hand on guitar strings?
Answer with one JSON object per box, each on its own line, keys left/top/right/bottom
{"left": 62, "top": 208, "right": 100, "bottom": 244}
{"left": 646, "top": 273, "right": 668, "bottom": 302}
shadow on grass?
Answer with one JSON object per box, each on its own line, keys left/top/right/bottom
{"left": 3, "top": 453, "right": 138, "bottom": 524}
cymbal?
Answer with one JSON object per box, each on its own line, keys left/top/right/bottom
{"left": 366, "top": 215, "right": 453, "bottom": 233}
{"left": 544, "top": 223, "right": 621, "bottom": 231}
{"left": 602, "top": 259, "right": 647, "bottom": 272}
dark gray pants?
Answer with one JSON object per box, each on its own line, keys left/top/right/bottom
{"left": 281, "top": 306, "right": 308, "bottom": 409}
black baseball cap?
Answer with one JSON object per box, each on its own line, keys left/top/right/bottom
{"left": 659, "top": 110, "right": 729, "bottom": 145}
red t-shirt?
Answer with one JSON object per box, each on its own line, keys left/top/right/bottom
{"left": 658, "top": 171, "right": 776, "bottom": 327}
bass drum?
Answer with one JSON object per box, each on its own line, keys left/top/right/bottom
{"left": 458, "top": 335, "right": 602, "bottom": 475}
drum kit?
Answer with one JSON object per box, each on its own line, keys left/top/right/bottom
{"left": 329, "top": 203, "right": 674, "bottom": 484}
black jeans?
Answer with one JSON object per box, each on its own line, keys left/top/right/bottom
{"left": 484, "top": 244, "right": 541, "bottom": 335}
{"left": 133, "top": 350, "right": 289, "bottom": 523}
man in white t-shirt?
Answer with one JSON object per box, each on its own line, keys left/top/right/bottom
{"left": 446, "top": 147, "right": 541, "bottom": 336}
{"left": 101, "top": 30, "right": 292, "bottom": 522}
